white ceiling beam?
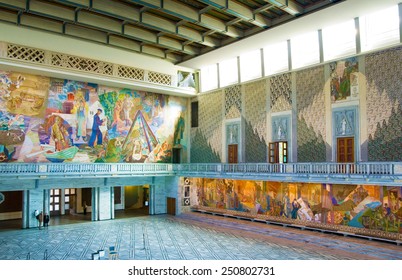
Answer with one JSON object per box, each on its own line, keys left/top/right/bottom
{"left": 142, "top": 12, "right": 176, "bottom": 33}
{"left": 108, "top": 35, "right": 141, "bottom": 52}
{"left": 131, "top": 0, "right": 242, "bottom": 38}
{"left": 264, "top": 0, "right": 304, "bottom": 16}
{"left": 158, "top": 36, "right": 182, "bottom": 51}
{"left": 0, "top": 8, "right": 18, "bottom": 23}
{"left": 124, "top": 24, "right": 158, "bottom": 44}
{"left": 65, "top": 23, "right": 107, "bottom": 43}
{"left": 199, "top": 0, "right": 271, "bottom": 28}
{"left": 20, "top": 14, "right": 63, "bottom": 33}
{"left": 53, "top": 0, "right": 90, "bottom": 8}
{"left": 28, "top": 0, "right": 76, "bottom": 21}
{"left": 91, "top": 0, "right": 140, "bottom": 22}
{"left": 77, "top": 10, "right": 122, "bottom": 33}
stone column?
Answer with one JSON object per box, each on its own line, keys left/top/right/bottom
{"left": 27, "top": 188, "right": 45, "bottom": 228}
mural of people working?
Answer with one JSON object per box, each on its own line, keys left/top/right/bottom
{"left": 0, "top": 71, "right": 187, "bottom": 163}
{"left": 194, "top": 178, "right": 402, "bottom": 234}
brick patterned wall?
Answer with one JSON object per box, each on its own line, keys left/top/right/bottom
{"left": 225, "top": 85, "right": 242, "bottom": 119}
{"left": 270, "top": 73, "right": 292, "bottom": 113}
{"left": 366, "top": 47, "right": 402, "bottom": 161}
{"left": 190, "top": 90, "right": 223, "bottom": 162}
{"left": 296, "top": 66, "right": 326, "bottom": 162}
{"left": 244, "top": 80, "right": 268, "bottom": 162}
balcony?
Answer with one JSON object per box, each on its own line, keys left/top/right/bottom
{"left": 0, "top": 162, "right": 401, "bottom": 186}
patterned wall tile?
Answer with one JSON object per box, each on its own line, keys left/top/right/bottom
{"left": 191, "top": 90, "right": 223, "bottom": 162}
{"left": 270, "top": 73, "right": 292, "bottom": 113}
{"left": 366, "top": 47, "right": 402, "bottom": 161}
{"left": 296, "top": 66, "right": 326, "bottom": 162}
{"left": 244, "top": 80, "right": 267, "bottom": 141}
{"left": 225, "top": 85, "right": 242, "bottom": 119}
{"left": 244, "top": 80, "right": 268, "bottom": 162}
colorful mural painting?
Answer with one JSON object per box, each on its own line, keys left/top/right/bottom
{"left": 0, "top": 71, "right": 187, "bottom": 163}
{"left": 330, "top": 57, "right": 359, "bottom": 102}
{"left": 194, "top": 178, "right": 402, "bottom": 234}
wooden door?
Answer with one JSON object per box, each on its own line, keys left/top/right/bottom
{"left": 268, "top": 141, "right": 288, "bottom": 163}
{"left": 167, "top": 197, "right": 176, "bottom": 215}
{"left": 228, "top": 144, "right": 238, "bottom": 163}
{"left": 337, "top": 137, "right": 354, "bottom": 162}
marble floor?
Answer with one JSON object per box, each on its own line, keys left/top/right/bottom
{"left": 0, "top": 212, "right": 401, "bottom": 260}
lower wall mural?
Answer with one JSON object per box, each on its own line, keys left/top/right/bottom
{"left": 190, "top": 178, "right": 402, "bottom": 238}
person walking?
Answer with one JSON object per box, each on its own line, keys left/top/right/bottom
{"left": 88, "top": 109, "right": 105, "bottom": 147}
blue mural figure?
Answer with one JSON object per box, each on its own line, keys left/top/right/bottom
{"left": 291, "top": 199, "right": 300, "bottom": 219}
{"left": 282, "top": 194, "right": 291, "bottom": 218}
{"left": 88, "top": 109, "right": 105, "bottom": 147}
{"left": 174, "top": 113, "right": 185, "bottom": 145}
{"left": 266, "top": 194, "right": 271, "bottom": 211}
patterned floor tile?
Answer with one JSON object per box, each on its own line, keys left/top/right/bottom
{"left": 0, "top": 214, "right": 401, "bottom": 260}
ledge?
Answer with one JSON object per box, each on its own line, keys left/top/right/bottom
{"left": 191, "top": 206, "right": 402, "bottom": 245}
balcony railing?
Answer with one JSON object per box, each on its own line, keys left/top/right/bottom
{"left": 0, "top": 162, "right": 401, "bottom": 185}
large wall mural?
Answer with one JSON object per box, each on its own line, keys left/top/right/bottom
{"left": 193, "top": 178, "right": 402, "bottom": 234}
{"left": 0, "top": 71, "right": 187, "bottom": 163}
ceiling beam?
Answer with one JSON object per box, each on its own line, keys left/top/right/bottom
{"left": 130, "top": 0, "right": 243, "bottom": 38}
{"left": 198, "top": 0, "right": 271, "bottom": 28}
{"left": 263, "top": 0, "right": 304, "bottom": 16}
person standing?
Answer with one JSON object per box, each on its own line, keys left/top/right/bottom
{"left": 291, "top": 199, "right": 300, "bottom": 219}
{"left": 83, "top": 201, "right": 87, "bottom": 215}
{"left": 88, "top": 109, "right": 105, "bottom": 147}
{"left": 122, "top": 95, "right": 133, "bottom": 126}
{"left": 51, "top": 116, "right": 69, "bottom": 151}
{"left": 43, "top": 213, "right": 50, "bottom": 228}
{"left": 73, "top": 98, "right": 88, "bottom": 141}
{"left": 38, "top": 211, "right": 43, "bottom": 230}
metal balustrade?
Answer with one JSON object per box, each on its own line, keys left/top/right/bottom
{"left": 0, "top": 162, "right": 401, "bottom": 186}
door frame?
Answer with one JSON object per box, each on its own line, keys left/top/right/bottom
{"left": 224, "top": 119, "right": 242, "bottom": 163}
{"left": 332, "top": 106, "right": 359, "bottom": 162}
{"left": 336, "top": 137, "right": 355, "bottom": 162}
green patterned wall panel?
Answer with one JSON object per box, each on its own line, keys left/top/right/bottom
{"left": 244, "top": 80, "right": 268, "bottom": 162}
{"left": 296, "top": 66, "right": 326, "bottom": 162}
{"left": 225, "top": 85, "right": 242, "bottom": 119}
{"left": 270, "top": 73, "right": 292, "bottom": 113}
{"left": 190, "top": 128, "right": 221, "bottom": 163}
{"left": 366, "top": 47, "right": 402, "bottom": 161}
{"left": 190, "top": 90, "right": 223, "bottom": 162}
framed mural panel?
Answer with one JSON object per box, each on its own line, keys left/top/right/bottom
{"left": 0, "top": 71, "right": 187, "bottom": 163}
{"left": 194, "top": 178, "right": 402, "bottom": 235}
{"left": 330, "top": 57, "right": 359, "bottom": 102}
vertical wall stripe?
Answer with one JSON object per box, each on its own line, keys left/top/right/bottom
{"left": 287, "top": 39, "right": 292, "bottom": 71}
{"left": 318, "top": 29, "right": 324, "bottom": 63}
{"left": 355, "top": 17, "right": 361, "bottom": 54}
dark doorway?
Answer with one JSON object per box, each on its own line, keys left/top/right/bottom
{"left": 172, "top": 148, "right": 181, "bottom": 163}
{"left": 122, "top": 186, "right": 149, "bottom": 217}
{"left": 0, "top": 191, "right": 23, "bottom": 230}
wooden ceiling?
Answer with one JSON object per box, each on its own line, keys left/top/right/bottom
{"left": 0, "top": 0, "right": 343, "bottom": 64}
